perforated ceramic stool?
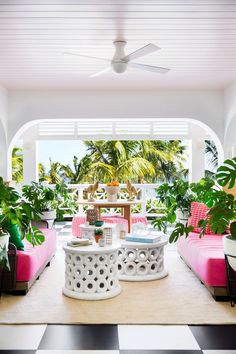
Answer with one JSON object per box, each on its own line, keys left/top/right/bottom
{"left": 63, "top": 243, "right": 122, "bottom": 300}
{"left": 118, "top": 239, "right": 168, "bottom": 281}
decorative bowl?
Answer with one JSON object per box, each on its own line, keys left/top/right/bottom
{"left": 94, "top": 220, "right": 104, "bottom": 227}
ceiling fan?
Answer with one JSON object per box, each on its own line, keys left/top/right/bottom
{"left": 64, "top": 41, "right": 170, "bottom": 77}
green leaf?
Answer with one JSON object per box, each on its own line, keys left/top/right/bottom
{"left": 230, "top": 222, "right": 236, "bottom": 239}
{"left": 216, "top": 157, "right": 236, "bottom": 188}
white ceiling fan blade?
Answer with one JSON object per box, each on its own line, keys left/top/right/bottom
{"left": 89, "top": 67, "right": 111, "bottom": 78}
{"left": 129, "top": 62, "right": 170, "bottom": 74}
{"left": 63, "top": 52, "right": 110, "bottom": 63}
{"left": 122, "top": 43, "right": 160, "bottom": 62}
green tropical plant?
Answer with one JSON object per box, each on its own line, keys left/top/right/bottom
{"left": 167, "top": 157, "right": 236, "bottom": 243}
{"left": 0, "top": 177, "right": 45, "bottom": 268}
{"left": 60, "top": 155, "right": 92, "bottom": 183}
{"left": 22, "top": 182, "right": 56, "bottom": 212}
{"left": 41, "top": 158, "right": 62, "bottom": 184}
{"left": 205, "top": 140, "right": 218, "bottom": 171}
{"left": 84, "top": 140, "right": 156, "bottom": 182}
{"left": 152, "top": 177, "right": 214, "bottom": 235}
{"left": 53, "top": 182, "right": 77, "bottom": 221}
{"left": 12, "top": 147, "right": 23, "bottom": 183}
{"left": 94, "top": 228, "right": 103, "bottom": 236}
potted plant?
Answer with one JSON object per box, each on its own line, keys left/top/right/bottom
{"left": 0, "top": 177, "right": 44, "bottom": 269}
{"left": 22, "top": 182, "right": 56, "bottom": 223}
{"left": 200, "top": 157, "right": 236, "bottom": 270}
{"left": 152, "top": 177, "right": 214, "bottom": 235}
{"left": 167, "top": 158, "right": 236, "bottom": 270}
{"left": 94, "top": 228, "right": 103, "bottom": 243}
{"left": 53, "top": 182, "right": 77, "bottom": 221}
{"left": 152, "top": 179, "right": 194, "bottom": 233}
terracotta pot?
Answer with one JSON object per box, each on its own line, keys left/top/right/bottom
{"left": 95, "top": 234, "right": 102, "bottom": 243}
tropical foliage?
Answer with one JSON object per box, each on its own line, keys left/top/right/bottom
{"left": 12, "top": 147, "right": 23, "bottom": 183}
{"left": 38, "top": 140, "right": 186, "bottom": 184}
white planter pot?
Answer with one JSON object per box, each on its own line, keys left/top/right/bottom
{"left": 40, "top": 209, "right": 56, "bottom": 221}
{"left": 223, "top": 235, "right": 236, "bottom": 271}
{"left": 0, "top": 233, "right": 9, "bottom": 250}
{"left": 176, "top": 209, "right": 189, "bottom": 224}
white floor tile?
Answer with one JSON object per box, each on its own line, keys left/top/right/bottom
{"left": 36, "top": 351, "right": 119, "bottom": 354}
{"left": 0, "top": 325, "right": 47, "bottom": 349}
{"left": 203, "top": 351, "right": 236, "bottom": 354}
{"left": 118, "top": 325, "right": 200, "bottom": 350}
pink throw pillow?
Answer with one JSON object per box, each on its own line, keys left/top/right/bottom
{"left": 188, "top": 202, "right": 213, "bottom": 234}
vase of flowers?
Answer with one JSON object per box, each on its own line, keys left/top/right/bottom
{"left": 105, "top": 181, "right": 120, "bottom": 202}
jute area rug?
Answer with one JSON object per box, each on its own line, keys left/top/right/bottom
{"left": 1, "top": 244, "right": 236, "bottom": 324}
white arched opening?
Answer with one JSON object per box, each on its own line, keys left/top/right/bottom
{"left": 7, "top": 117, "right": 224, "bottom": 183}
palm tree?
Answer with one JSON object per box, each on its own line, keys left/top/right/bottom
{"left": 205, "top": 140, "right": 218, "bottom": 171}
{"left": 42, "top": 158, "right": 62, "bottom": 184}
{"left": 60, "top": 155, "right": 92, "bottom": 183}
{"left": 12, "top": 147, "right": 23, "bottom": 183}
{"left": 38, "top": 163, "right": 46, "bottom": 182}
{"left": 139, "top": 140, "right": 185, "bottom": 182}
{"left": 84, "top": 140, "right": 156, "bottom": 183}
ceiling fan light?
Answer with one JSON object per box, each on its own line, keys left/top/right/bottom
{"left": 111, "top": 61, "right": 128, "bottom": 74}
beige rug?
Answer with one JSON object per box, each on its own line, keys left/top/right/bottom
{"left": 1, "top": 244, "right": 236, "bottom": 324}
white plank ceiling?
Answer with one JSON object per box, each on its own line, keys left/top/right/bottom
{"left": 0, "top": 0, "right": 236, "bottom": 89}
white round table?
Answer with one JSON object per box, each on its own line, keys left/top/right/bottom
{"left": 118, "top": 239, "right": 168, "bottom": 281}
{"left": 63, "top": 243, "right": 122, "bottom": 300}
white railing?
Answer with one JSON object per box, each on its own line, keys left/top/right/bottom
{"left": 65, "top": 183, "right": 165, "bottom": 219}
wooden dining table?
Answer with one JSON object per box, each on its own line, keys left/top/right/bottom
{"left": 77, "top": 200, "right": 144, "bottom": 233}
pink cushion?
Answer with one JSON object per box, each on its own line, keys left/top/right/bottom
{"left": 188, "top": 202, "right": 213, "bottom": 234}
{"left": 16, "top": 228, "right": 57, "bottom": 282}
{"left": 72, "top": 215, "right": 148, "bottom": 237}
{"left": 177, "top": 232, "right": 227, "bottom": 286}
{"left": 72, "top": 216, "right": 86, "bottom": 237}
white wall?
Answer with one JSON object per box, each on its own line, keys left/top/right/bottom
{"left": 0, "top": 86, "right": 8, "bottom": 179}
{"left": 8, "top": 89, "right": 224, "bottom": 145}
{"left": 0, "top": 86, "right": 8, "bottom": 139}
{"left": 224, "top": 82, "right": 236, "bottom": 157}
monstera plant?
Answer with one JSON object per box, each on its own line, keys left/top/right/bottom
{"left": 167, "top": 158, "right": 236, "bottom": 252}
{"left": 0, "top": 177, "right": 44, "bottom": 269}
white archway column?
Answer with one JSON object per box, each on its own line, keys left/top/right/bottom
{"left": 0, "top": 142, "right": 8, "bottom": 180}
{"left": 189, "top": 125, "right": 206, "bottom": 182}
{"left": 23, "top": 140, "right": 38, "bottom": 184}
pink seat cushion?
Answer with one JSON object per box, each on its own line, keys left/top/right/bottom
{"left": 72, "top": 215, "right": 148, "bottom": 237}
{"left": 177, "top": 232, "right": 227, "bottom": 286}
{"left": 72, "top": 216, "right": 86, "bottom": 237}
{"left": 16, "top": 228, "right": 57, "bottom": 282}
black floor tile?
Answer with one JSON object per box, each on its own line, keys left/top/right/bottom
{"left": 190, "top": 325, "right": 236, "bottom": 349}
{"left": 38, "top": 324, "right": 119, "bottom": 350}
{"left": 120, "top": 351, "right": 203, "bottom": 354}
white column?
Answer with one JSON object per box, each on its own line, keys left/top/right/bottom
{"left": 23, "top": 140, "right": 38, "bottom": 184}
{"left": 232, "top": 146, "right": 236, "bottom": 157}
{"left": 189, "top": 138, "right": 205, "bottom": 183}
{"left": 0, "top": 123, "right": 8, "bottom": 180}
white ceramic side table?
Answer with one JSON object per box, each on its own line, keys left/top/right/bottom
{"left": 118, "top": 239, "right": 168, "bottom": 281}
{"left": 63, "top": 243, "right": 122, "bottom": 300}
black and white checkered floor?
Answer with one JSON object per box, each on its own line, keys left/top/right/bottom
{"left": 1, "top": 222, "right": 236, "bottom": 353}
{"left": 1, "top": 324, "right": 236, "bottom": 352}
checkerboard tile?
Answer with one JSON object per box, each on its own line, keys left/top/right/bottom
{"left": 38, "top": 325, "right": 119, "bottom": 350}
{"left": 118, "top": 325, "right": 200, "bottom": 350}
{"left": 0, "top": 324, "right": 236, "bottom": 352}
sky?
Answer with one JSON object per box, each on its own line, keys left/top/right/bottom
{"left": 38, "top": 140, "right": 87, "bottom": 170}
